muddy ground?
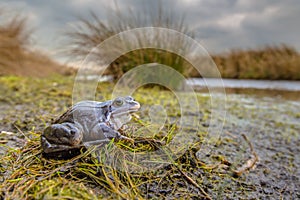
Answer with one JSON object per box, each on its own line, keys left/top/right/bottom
{"left": 0, "top": 76, "right": 299, "bottom": 199}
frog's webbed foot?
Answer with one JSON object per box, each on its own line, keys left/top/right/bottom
{"left": 90, "top": 123, "right": 134, "bottom": 144}
{"left": 100, "top": 123, "right": 134, "bottom": 142}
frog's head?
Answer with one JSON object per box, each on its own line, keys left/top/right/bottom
{"left": 109, "top": 96, "right": 140, "bottom": 117}
{"left": 108, "top": 96, "right": 140, "bottom": 129}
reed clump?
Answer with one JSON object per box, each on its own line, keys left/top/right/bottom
{"left": 0, "top": 9, "right": 72, "bottom": 77}
{"left": 64, "top": 3, "right": 194, "bottom": 79}
{"left": 212, "top": 45, "right": 300, "bottom": 80}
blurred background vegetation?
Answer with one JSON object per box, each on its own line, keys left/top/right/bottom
{"left": 0, "top": 9, "right": 71, "bottom": 77}
{"left": 0, "top": 6, "right": 299, "bottom": 80}
{"left": 63, "top": 6, "right": 194, "bottom": 79}
{"left": 213, "top": 45, "right": 300, "bottom": 80}
{"left": 187, "top": 44, "right": 300, "bottom": 80}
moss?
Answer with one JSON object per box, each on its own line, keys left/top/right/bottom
{"left": 0, "top": 76, "right": 299, "bottom": 199}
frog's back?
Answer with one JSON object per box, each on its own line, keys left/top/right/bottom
{"left": 53, "top": 100, "right": 111, "bottom": 124}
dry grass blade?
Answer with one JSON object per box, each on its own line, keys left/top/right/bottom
{"left": 232, "top": 134, "right": 259, "bottom": 177}
{"left": 176, "top": 165, "right": 212, "bottom": 200}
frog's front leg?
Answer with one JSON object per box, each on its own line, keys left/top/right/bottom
{"left": 83, "top": 123, "right": 133, "bottom": 147}
{"left": 41, "top": 122, "right": 83, "bottom": 153}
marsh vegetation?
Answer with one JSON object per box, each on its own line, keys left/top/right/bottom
{"left": 0, "top": 76, "right": 299, "bottom": 199}
{"left": 0, "top": 3, "right": 299, "bottom": 199}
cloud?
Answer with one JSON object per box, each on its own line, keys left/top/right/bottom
{"left": 190, "top": 0, "right": 300, "bottom": 52}
{"left": 216, "top": 13, "right": 246, "bottom": 29}
{"left": 1, "top": 0, "right": 299, "bottom": 58}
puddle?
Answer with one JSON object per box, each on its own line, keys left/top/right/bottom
{"left": 187, "top": 78, "right": 300, "bottom": 91}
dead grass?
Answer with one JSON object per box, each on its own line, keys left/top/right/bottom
{"left": 1, "top": 76, "right": 299, "bottom": 199}
{"left": 0, "top": 9, "right": 73, "bottom": 77}
{"left": 63, "top": 2, "right": 194, "bottom": 79}
{"left": 212, "top": 45, "right": 300, "bottom": 80}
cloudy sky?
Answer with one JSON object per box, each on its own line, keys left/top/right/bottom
{"left": 1, "top": 0, "right": 299, "bottom": 61}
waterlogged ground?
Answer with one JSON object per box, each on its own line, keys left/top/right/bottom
{"left": 0, "top": 76, "right": 299, "bottom": 199}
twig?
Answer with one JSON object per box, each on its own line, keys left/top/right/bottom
{"left": 176, "top": 165, "right": 212, "bottom": 200}
{"left": 241, "top": 134, "right": 254, "bottom": 152}
{"left": 232, "top": 134, "right": 259, "bottom": 177}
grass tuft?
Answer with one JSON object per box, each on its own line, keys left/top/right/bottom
{"left": 63, "top": 1, "right": 194, "bottom": 80}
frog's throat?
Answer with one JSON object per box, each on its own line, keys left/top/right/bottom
{"left": 109, "top": 115, "right": 132, "bottom": 130}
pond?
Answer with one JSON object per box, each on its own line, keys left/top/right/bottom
{"left": 187, "top": 78, "right": 300, "bottom": 100}
{"left": 187, "top": 78, "right": 300, "bottom": 91}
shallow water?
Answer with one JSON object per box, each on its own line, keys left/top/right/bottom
{"left": 187, "top": 78, "right": 300, "bottom": 91}
{"left": 79, "top": 76, "right": 300, "bottom": 99}
{"left": 188, "top": 78, "right": 300, "bottom": 100}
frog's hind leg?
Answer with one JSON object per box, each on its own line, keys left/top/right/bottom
{"left": 41, "top": 135, "right": 81, "bottom": 153}
{"left": 43, "top": 122, "right": 83, "bottom": 146}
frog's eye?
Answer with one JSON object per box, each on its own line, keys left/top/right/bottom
{"left": 114, "top": 98, "right": 124, "bottom": 107}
